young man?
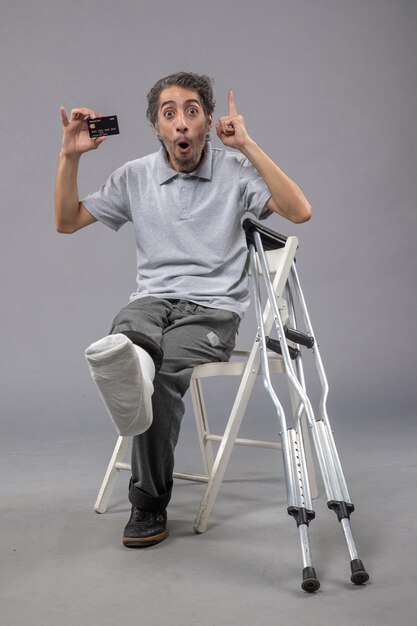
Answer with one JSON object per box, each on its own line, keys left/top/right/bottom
{"left": 55, "top": 71, "right": 311, "bottom": 548}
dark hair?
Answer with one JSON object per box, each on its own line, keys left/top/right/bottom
{"left": 146, "top": 71, "right": 215, "bottom": 127}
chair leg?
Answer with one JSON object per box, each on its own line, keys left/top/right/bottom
{"left": 193, "top": 360, "right": 259, "bottom": 534}
{"left": 189, "top": 377, "right": 215, "bottom": 476}
{"left": 94, "top": 436, "right": 131, "bottom": 513}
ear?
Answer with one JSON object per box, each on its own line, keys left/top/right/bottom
{"left": 152, "top": 125, "right": 160, "bottom": 138}
{"left": 207, "top": 114, "right": 213, "bottom": 132}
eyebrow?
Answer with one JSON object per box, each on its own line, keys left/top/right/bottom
{"left": 159, "top": 98, "right": 201, "bottom": 110}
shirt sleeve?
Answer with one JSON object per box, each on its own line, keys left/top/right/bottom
{"left": 81, "top": 164, "right": 131, "bottom": 231}
{"left": 239, "top": 157, "right": 272, "bottom": 220}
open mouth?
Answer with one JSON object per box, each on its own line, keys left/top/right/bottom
{"left": 177, "top": 141, "right": 191, "bottom": 154}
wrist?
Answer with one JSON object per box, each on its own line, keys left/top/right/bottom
{"left": 59, "top": 149, "right": 81, "bottom": 162}
{"left": 239, "top": 137, "right": 259, "bottom": 159}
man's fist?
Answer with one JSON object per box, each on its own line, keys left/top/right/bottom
{"left": 215, "top": 91, "right": 252, "bottom": 150}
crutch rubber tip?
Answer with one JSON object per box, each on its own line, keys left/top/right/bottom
{"left": 350, "top": 559, "right": 369, "bottom": 585}
{"left": 302, "top": 567, "right": 320, "bottom": 593}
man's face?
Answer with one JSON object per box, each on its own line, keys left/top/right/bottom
{"left": 155, "top": 86, "right": 212, "bottom": 173}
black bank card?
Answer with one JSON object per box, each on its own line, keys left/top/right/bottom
{"left": 87, "top": 115, "right": 119, "bottom": 138}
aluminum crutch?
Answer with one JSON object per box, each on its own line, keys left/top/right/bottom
{"left": 248, "top": 219, "right": 369, "bottom": 590}
{"left": 249, "top": 239, "right": 320, "bottom": 593}
{"left": 287, "top": 262, "right": 369, "bottom": 585}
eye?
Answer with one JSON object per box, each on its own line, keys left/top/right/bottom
{"left": 187, "top": 107, "right": 199, "bottom": 116}
{"left": 163, "top": 110, "right": 175, "bottom": 118}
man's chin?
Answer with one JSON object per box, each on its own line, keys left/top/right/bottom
{"left": 172, "top": 153, "right": 200, "bottom": 173}
{"left": 163, "top": 140, "right": 206, "bottom": 173}
{"left": 176, "top": 158, "right": 197, "bottom": 172}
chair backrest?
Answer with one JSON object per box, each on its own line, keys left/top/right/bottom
{"left": 248, "top": 236, "right": 299, "bottom": 329}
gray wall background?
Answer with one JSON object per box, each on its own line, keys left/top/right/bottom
{"left": 1, "top": 0, "right": 416, "bottom": 441}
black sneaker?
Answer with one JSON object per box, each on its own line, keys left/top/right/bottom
{"left": 122, "top": 506, "right": 168, "bottom": 548}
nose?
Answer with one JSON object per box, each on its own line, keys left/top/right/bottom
{"left": 176, "top": 111, "right": 188, "bottom": 132}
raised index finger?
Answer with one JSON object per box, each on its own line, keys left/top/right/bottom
{"left": 60, "top": 106, "right": 69, "bottom": 127}
{"left": 228, "top": 90, "right": 237, "bottom": 116}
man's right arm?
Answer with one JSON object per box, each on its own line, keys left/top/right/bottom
{"left": 54, "top": 106, "right": 106, "bottom": 234}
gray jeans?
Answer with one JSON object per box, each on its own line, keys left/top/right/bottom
{"left": 110, "top": 297, "right": 240, "bottom": 512}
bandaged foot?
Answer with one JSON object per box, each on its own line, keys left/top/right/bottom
{"left": 85, "top": 334, "right": 155, "bottom": 437}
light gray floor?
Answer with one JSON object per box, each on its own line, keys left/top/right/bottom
{"left": 2, "top": 408, "right": 416, "bottom": 626}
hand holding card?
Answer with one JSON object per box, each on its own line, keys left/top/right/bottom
{"left": 87, "top": 115, "right": 120, "bottom": 138}
{"left": 60, "top": 106, "right": 111, "bottom": 157}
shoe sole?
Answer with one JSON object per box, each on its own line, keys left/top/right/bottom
{"left": 122, "top": 529, "right": 168, "bottom": 548}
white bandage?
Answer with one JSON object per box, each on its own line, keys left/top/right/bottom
{"left": 85, "top": 333, "right": 155, "bottom": 437}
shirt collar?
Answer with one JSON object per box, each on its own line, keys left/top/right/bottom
{"left": 157, "top": 141, "right": 213, "bottom": 185}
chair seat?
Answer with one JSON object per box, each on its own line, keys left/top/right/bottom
{"left": 191, "top": 351, "right": 285, "bottom": 379}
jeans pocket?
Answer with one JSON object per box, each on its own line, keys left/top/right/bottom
{"left": 205, "top": 311, "right": 240, "bottom": 354}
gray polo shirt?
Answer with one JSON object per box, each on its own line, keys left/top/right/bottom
{"left": 82, "top": 141, "right": 271, "bottom": 317}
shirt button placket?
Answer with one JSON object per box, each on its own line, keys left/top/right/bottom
{"left": 179, "top": 174, "right": 190, "bottom": 221}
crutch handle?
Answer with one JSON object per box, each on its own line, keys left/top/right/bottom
{"left": 266, "top": 337, "right": 300, "bottom": 360}
{"left": 284, "top": 326, "right": 315, "bottom": 349}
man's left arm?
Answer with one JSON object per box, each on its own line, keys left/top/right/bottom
{"left": 216, "top": 92, "right": 312, "bottom": 224}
